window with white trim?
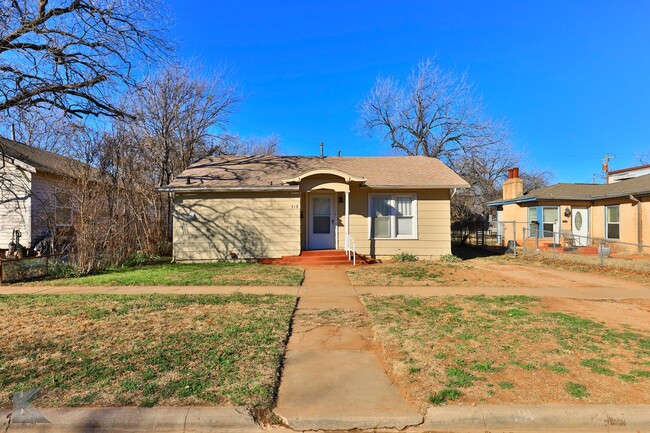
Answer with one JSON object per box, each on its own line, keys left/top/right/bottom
{"left": 606, "top": 205, "right": 620, "bottom": 240}
{"left": 369, "top": 194, "right": 417, "bottom": 239}
{"left": 527, "top": 207, "right": 539, "bottom": 238}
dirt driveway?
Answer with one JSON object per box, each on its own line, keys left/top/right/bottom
{"left": 467, "top": 259, "right": 650, "bottom": 291}
{"left": 349, "top": 254, "right": 650, "bottom": 295}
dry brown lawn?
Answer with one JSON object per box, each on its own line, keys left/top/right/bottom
{"left": 361, "top": 294, "right": 650, "bottom": 411}
{"left": 347, "top": 255, "right": 650, "bottom": 289}
{"left": 0, "top": 294, "right": 296, "bottom": 413}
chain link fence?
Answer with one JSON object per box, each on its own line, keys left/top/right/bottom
{"left": 0, "top": 254, "right": 66, "bottom": 284}
{"left": 519, "top": 226, "right": 650, "bottom": 272}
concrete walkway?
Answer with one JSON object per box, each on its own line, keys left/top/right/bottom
{"left": 0, "top": 285, "right": 299, "bottom": 295}
{"left": 274, "top": 267, "right": 423, "bottom": 431}
{"left": 356, "top": 285, "right": 650, "bottom": 299}
{"left": 6, "top": 281, "right": 649, "bottom": 299}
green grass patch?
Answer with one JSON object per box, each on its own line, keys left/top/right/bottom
{"left": 470, "top": 361, "right": 501, "bottom": 373}
{"left": 618, "top": 374, "right": 637, "bottom": 383}
{"left": 580, "top": 358, "right": 615, "bottom": 376}
{"left": 34, "top": 262, "right": 304, "bottom": 286}
{"left": 498, "top": 381, "right": 514, "bottom": 389}
{"left": 509, "top": 360, "right": 537, "bottom": 371}
{"left": 565, "top": 382, "right": 588, "bottom": 398}
{"left": 446, "top": 367, "right": 478, "bottom": 388}
{"left": 429, "top": 388, "right": 462, "bottom": 405}
{"left": 0, "top": 293, "right": 296, "bottom": 410}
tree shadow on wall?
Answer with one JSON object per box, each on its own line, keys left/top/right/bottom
{"left": 173, "top": 201, "right": 271, "bottom": 260}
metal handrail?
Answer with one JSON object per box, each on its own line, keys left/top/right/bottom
{"left": 345, "top": 234, "right": 356, "bottom": 266}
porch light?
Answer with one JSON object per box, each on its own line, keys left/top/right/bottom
{"left": 564, "top": 207, "right": 571, "bottom": 217}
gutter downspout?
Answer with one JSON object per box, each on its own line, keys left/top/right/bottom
{"left": 630, "top": 195, "right": 642, "bottom": 253}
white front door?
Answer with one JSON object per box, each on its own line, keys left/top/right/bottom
{"left": 309, "top": 194, "right": 335, "bottom": 249}
{"left": 572, "top": 207, "right": 589, "bottom": 246}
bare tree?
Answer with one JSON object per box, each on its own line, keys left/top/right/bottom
{"left": 359, "top": 58, "right": 506, "bottom": 162}
{"left": 359, "top": 58, "right": 549, "bottom": 219}
{"left": 636, "top": 150, "right": 649, "bottom": 165}
{"left": 120, "top": 63, "right": 239, "bottom": 246}
{"left": 127, "top": 64, "right": 239, "bottom": 189}
{"left": 218, "top": 134, "right": 281, "bottom": 156}
{"left": 0, "top": 0, "right": 169, "bottom": 118}
{"left": 1, "top": 108, "right": 84, "bottom": 154}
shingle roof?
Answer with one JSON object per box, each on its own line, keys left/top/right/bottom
{"left": 163, "top": 155, "right": 470, "bottom": 190}
{"left": 489, "top": 173, "right": 650, "bottom": 205}
{"left": 0, "top": 136, "right": 88, "bottom": 178}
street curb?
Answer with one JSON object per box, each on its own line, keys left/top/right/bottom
{"left": 273, "top": 412, "right": 424, "bottom": 431}
{"left": 1, "top": 406, "right": 262, "bottom": 433}
{"left": 418, "top": 405, "right": 650, "bottom": 433}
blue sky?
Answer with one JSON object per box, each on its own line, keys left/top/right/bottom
{"left": 166, "top": 1, "right": 650, "bottom": 183}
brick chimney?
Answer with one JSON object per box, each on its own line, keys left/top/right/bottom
{"left": 503, "top": 168, "right": 524, "bottom": 201}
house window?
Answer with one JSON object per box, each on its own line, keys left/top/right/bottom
{"left": 54, "top": 190, "right": 73, "bottom": 227}
{"left": 542, "top": 207, "right": 559, "bottom": 238}
{"left": 369, "top": 194, "right": 417, "bottom": 239}
{"left": 606, "top": 205, "right": 620, "bottom": 240}
{"left": 527, "top": 206, "right": 559, "bottom": 238}
{"left": 527, "top": 207, "right": 539, "bottom": 238}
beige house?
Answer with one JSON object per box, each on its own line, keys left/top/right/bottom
{"left": 0, "top": 137, "right": 85, "bottom": 253}
{"left": 488, "top": 167, "right": 650, "bottom": 254}
{"left": 161, "top": 155, "right": 469, "bottom": 262}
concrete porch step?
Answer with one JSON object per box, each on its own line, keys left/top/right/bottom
{"left": 299, "top": 249, "right": 348, "bottom": 257}
{"left": 259, "top": 250, "right": 371, "bottom": 265}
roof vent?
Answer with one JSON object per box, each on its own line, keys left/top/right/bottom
{"left": 319, "top": 142, "right": 324, "bottom": 159}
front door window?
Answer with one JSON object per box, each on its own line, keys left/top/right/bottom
{"left": 312, "top": 197, "right": 331, "bottom": 234}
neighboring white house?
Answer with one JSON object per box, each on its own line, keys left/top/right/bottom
{"left": 0, "top": 136, "right": 84, "bottom": 252}
{"left": 608, "top": 164, "right": 650, "bottom": 183}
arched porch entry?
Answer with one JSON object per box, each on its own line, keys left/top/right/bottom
{"left": 283, "top": 169, "right": 366, "bottom": 251}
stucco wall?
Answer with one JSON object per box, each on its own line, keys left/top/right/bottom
{"left": 642, "top": 198, "right": 650, "bottom": 251}
{"left": 592, "top": 199, "right": 647, "bottom": 253}
{"left": 173, "top": 191, "right": 301, "bottom": 261}
{"left": 500, "top": 199, "right": 650, "bottom": 253}
{"left": 498, "top": 203, "right": 528, "bottom": 245}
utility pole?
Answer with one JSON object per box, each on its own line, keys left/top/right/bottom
{"left": 602, "top": 153, "right": 615, "bottom": 183}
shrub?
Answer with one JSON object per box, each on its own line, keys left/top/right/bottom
{"left": 48, "top": 259, "right": 79, "bottom": 278}
{"left": 392, "top": 251, "right": 418, "bottom": 262}
{"left": 439, "top": 254, "right": 462, "bottom": 262}
{"left": 121, "top": 252, "right": 162, "bottom": 268}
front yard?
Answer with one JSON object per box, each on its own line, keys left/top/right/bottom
{"left": 0, "top": 293, "right": 296, "bottom": 413}
{"left": 361, "top": 294, "right": 650, "bottom": 410}
{"left": 31, "top": 262, "right": 304, "bottom": 286}
{"left": 347, "top": 254, "right": 650, "bottom": 288}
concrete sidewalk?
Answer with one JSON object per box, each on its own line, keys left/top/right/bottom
{"left": 6, "top": 283, "right": 649, "bottom": 299}
{"left": 0, "top": 285, "right": 299, "bottom": 295}
{"left": 355, "top": 284, "right": 650, "bottom": 299}
{"left": 273, "top": 267, "right": 423, "bottom": 431}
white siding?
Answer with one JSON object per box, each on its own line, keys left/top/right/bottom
{"left": 31, "top": 173, "right": 58, "bottom": 239}
{"left": 0, "top": 161, "right": 32, "bottom": 247}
